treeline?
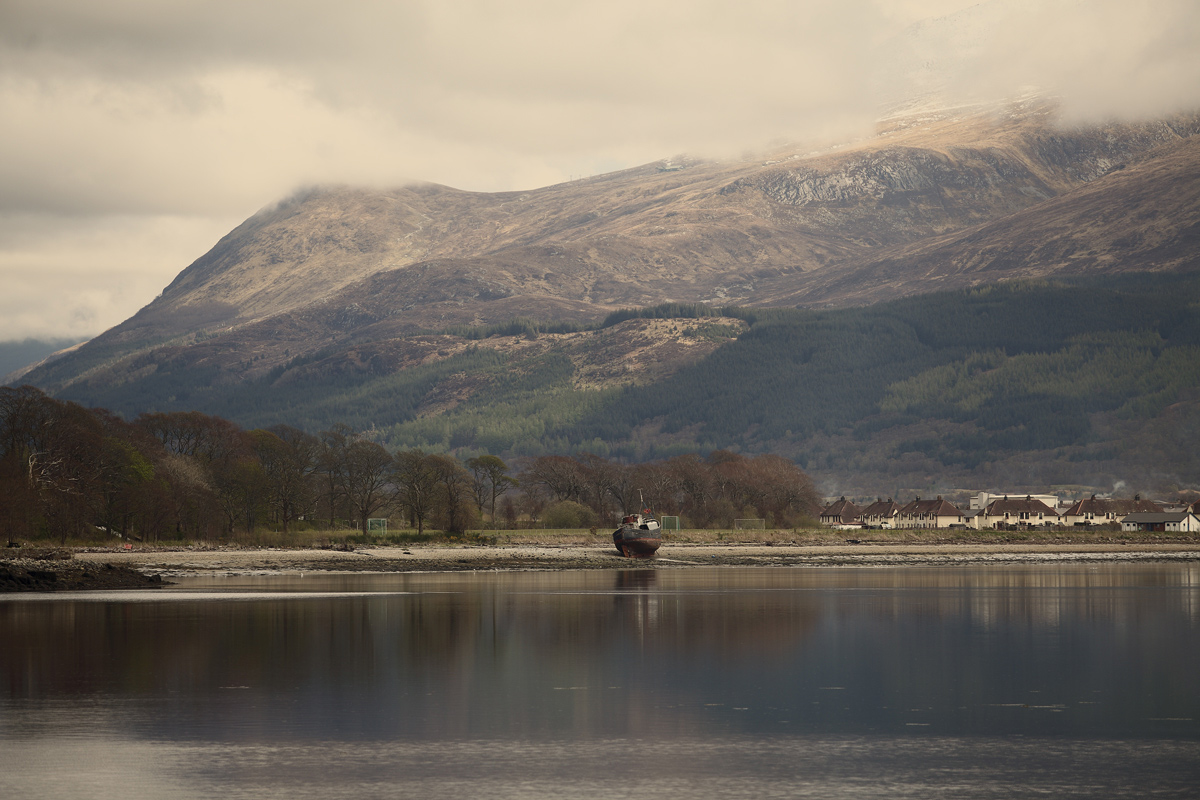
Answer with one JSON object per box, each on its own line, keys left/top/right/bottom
{"left": 0, "top": 385, "right": 821, "bottom": 543}
{"left": 432, "top": 302, "right": 760, "bottom": 340}
{"left": 599, "top": 302, "right": 761, "bottom": 328}
{"left": 517, "top": 450, "right": 820, "bottom": 530}
{"left": 434, "top": 317, "right": 593, "bottom": 340}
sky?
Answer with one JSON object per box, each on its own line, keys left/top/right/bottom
{"left": 2, "top": 0, "right": 1199, "bottom": 343}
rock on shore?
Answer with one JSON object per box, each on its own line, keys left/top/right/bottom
{"left": 0, "top": 551, "right": 166, "bottom": 592}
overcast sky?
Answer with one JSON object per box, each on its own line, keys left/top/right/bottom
{"left": 2, "top": 0, "right": 1198, "bottom": 342}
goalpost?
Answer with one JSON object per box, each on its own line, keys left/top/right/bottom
{"left": 367, "top": 518, "right": 388, "bottom": 535}
{"left": 733, "top": 518, "right": 766, "bottom": 530}
{"left": 660, "top": 516, "right": 680, "bottom": 531}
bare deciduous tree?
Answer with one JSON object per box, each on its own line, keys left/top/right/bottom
{"left": 467, "top": 454, "right": 517, "bottom": 527}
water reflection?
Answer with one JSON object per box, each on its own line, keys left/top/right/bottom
{"left": 2, "top": 564, "right": 1199, "bottom": 797}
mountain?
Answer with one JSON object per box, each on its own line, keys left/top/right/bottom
{"left": 25, "top": 100, "right": 1200, "bottom": 390}
{"left": 15, "top": 100, "right": 1200, "bottom": 492}
{"left": 0, "top": 338, "right": 85, "bottom": 384}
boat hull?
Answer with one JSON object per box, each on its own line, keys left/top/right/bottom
{"left": 613, "top": 527, "right": 661, "bottom": 557}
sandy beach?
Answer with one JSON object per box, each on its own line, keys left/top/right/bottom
{"left": 69, "top": 541, "right": 1200, "bottom": 577}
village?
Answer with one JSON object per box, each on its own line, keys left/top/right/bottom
{"left": 818, "top": 492, "right": 1200, "bottom": 533}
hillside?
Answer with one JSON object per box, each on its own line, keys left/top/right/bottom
{"left": 22, "top": 100, "right": 1200, "bottom": 399}
{"left": 40, "top": 272, "right": 1200, "bottom": 497}
{"left": 766, "top": 133, "right": 1200, "bottom": 306}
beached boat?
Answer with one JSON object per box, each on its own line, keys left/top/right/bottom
{"left": 613, "top": 511, "right": 661, "bottom": 557}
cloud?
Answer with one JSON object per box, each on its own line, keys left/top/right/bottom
{"left": 890, "top": 0, "right": 1200, "bottom": 120}
{"left": 0, "top": 213, "right": 240, "bottom": 340}
{"left": 1, "top": 0, "right": 1198, "bottom": 341}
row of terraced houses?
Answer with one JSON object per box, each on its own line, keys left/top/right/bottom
{"left": 819, "top": 493, "right": 1200, "bottom": 532}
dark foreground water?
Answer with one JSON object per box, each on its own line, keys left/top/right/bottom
{"left": 2, "top": 564, "right": 1198, "bottom": 798}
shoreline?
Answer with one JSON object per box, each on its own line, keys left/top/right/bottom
{"left": 73, "top": 541, "right": 1200, "bottom": 576}
{"left": 4, "top": 541, "right": 1198, "bottom": 590}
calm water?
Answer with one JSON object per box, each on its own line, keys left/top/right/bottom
{"left": 2, "top": 564, "right": 1198, "bottom": 798}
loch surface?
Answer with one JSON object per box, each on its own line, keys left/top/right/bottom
{"left": 2, "top": 564, "right": 1198, "bottom": 798}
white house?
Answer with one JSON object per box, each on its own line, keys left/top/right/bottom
{"left": 856, "top": 498, "right": 902, "bottom": 528}
{"left": 820, "top": 497, "right": 864, "bottom": 527}
{"left": 977, "top": 495, "right": 1060, "bottom": 529}
{"left": 1061, "top": 495, "right": 1163, "bottom": 526}
{"left": 896, "top": 496, "right": 965, "bottom": 529}
{"left": 1120, "top": 512, "right": 1200, "bottom": 532}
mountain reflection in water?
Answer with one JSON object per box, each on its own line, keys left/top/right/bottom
{"left": 2, "top": 564, "right": 1198, "bottom": 799}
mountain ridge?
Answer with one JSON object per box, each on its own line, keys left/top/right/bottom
{"left": 78, "top": 99, "right": 1200, "bottom": 357}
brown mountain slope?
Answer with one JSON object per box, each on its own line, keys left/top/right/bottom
{"left": 765, "top": 132, "right": 1200, "bottom": 306}
{"left": 22, "top": 100, "right": 1200, "bottom": 395}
